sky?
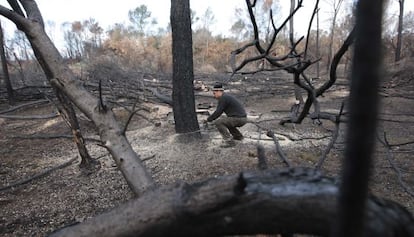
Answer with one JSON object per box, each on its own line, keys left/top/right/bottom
{"left": 0, "top": 0, "right": 413, "bottom": 51}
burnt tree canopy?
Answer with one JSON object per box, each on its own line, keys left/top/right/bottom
{"left": 170, "top": 0, "right": 200, "bottom": 136}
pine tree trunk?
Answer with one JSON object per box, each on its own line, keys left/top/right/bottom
{"left": 170, "top": 0, "right": 201, "bottom": 139}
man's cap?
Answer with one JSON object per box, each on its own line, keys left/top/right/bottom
{"left": 212, "top": 82, "right": 224, "bottom": 91}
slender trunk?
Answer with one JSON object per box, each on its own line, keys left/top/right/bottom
{"left": 0, "top": 21, "right": 14, "bottom": 104}
{"left": 55, "top": 90, "right": 99, "bottom": 171}
{"left": 289, "top": 0, "right": 303, "bottom": 105}
{"left": 316, "top": 9, "right": 320, "bottom": 78}
{"left": 395, "top": 0, "right": 404, "bottom": 62}
{"left": 326, "top": 13, "right": 337, "bottom": 71}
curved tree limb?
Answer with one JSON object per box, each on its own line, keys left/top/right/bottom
{"left": 0, "top": 1, "right": 155, "bottom": 195}
{"left": 316, "top": 102, "right": 346, "bottom": 169}
{"left": 266, "top": 130, "right": 291, "bottom": 167}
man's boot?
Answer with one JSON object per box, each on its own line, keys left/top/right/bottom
{"left": 220, "top": 139, "right": 236, "bottom": 148}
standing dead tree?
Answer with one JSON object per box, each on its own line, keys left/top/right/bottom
{"left": 230, "top": 0, "right": 356, "bottom": 168}
{"left": 0, "top": 0, "right": 154, "bottom": 195}
{"left": 230, "top": 0, "right": 353, "bottom": 126}
{"left": 3, "top": 1, "right": 98, "bottom": 171}
{"left": 332, "top": 0, "right": 385, "bottom": 236}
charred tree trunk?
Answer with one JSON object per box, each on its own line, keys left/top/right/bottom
{"left": 170, "top": 0, "right": 201, "bottom": 138}
{"left": 0, "top": 21, "right": 14, "bottom": 104}
{"left": 55, "top": 91, "right": 99, "bottom": 171}
{"left": 332, "top": 0, "right": 384, "bottom": 236}
{"left": 50, "top": 168, "right": 414, "bottom": 237}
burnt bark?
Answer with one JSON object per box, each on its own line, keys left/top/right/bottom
{"left": 54, "top": 91, "right": 99, "bottom": 170}
{"left": 170, "top": 0, "right": 200, "bottom": 137}
{"left": 0, "top": 1, "right": 154, "bottom": 195}
{"left": 50, "top": 168, "right": 414, "bottom": 237}
{"left": 333, "top": 1, "right": 384, "bottom": 236}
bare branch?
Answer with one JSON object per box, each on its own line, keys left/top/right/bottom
{"left": 266, "top": 130, "right": 291, "bottom": 167}
{"left": 0, "top": 156, "right": 77, "bottom": 192}
{"left": 377, "top": 131, "right": 414, "bottom": 198}
{"left": 316, "top": 102, "right": 345, "bottom": 169}
{"left": 0, "top": 99, "right": 49, "bottom": 114}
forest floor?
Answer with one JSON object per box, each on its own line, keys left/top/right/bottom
{"left": 0, "top": 62, "right": 414, "bottom": 236}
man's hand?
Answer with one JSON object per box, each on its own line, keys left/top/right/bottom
{"left": 202, "top": 119, "right": 212, "bottom": 129}
{"left": 203, "top": 118, "right": 212, "bottom": 124}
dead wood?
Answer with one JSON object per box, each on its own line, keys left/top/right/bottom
{"left": 333, "top": 1, "right": 384, "bottom": 236}
{"left": 316, "top": 102, "right": 345, "bottom": 169}
{"left": 378, "top": 131, "right": 414, "bottom": 198}
{"left": 0, "top": 2, "right": 155, "bottom": 195}
{"left": 9, "top": 134, "right": 101, "bottom": 143}
{"left": 49, "top": 168, "right": 414, "bottom": 237}
{"left": 0, "top": 99, "right": 49, "bottom": 114}
{"left": 266, "top": 130, "right": 291, "bottom": 167}
{"left": 316, "top": 121, "right": 341, "bottom": 170}
{"left": 53, "top": 90, "right": 98, "bottom": 171}
{"left": 0, "top": 156, "right": 77, "bottom": 192}
{"left": 146, "top": 88, "right": 173, "bottom": 106}
{"left": 0, "top": 112, "right": 59, "bottom": 119}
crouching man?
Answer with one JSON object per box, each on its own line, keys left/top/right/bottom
{"left": 207, "top": 83, "right": 247, "bottom": 148}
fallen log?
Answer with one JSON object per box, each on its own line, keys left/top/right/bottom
{"left": 0, "top": 112, "right": 59, "bottom": 119}
{"left": 0, "top": 99, "right": 49, "bottom": 114}
{"left": 49, "top": 168, "right": 414, "bottom": 237}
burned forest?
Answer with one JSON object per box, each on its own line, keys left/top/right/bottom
{"left": 1, "top": 0, "right": 414, "bottom": 236}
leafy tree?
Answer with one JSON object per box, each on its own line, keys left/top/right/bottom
{"left": 62, "top": 21, "right": 84, "bottom": 59}
{"left": 230, "top": 18, "right": 248, "bottom": 41}
{"left": 84, "top": 18, "right": 104, "bottom": 48}
{"left": 10, "top": 29, "right": 32, "bottom": 60}
{"left": 230, "top": 0, "right": 281, "bottom": 43}
{"left": 128, "top": 4, "right": 157, "bottom": 36}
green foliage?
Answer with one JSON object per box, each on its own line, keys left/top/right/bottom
{"left": 128, "top": 5, "right": 157, "bottom": 35}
